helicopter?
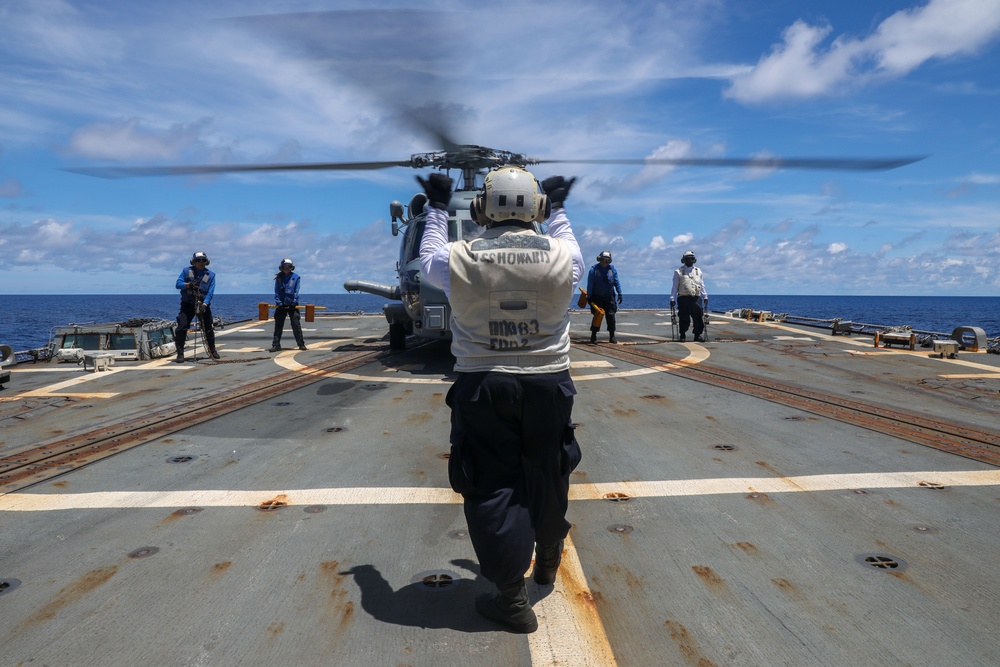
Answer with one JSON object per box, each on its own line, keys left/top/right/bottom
{"left": 72, "top": 147, "right": 924, "bottom": 350}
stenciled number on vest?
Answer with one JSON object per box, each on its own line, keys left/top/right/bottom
{"left": 488, "top": 319, "right": 540, "bottom": 350}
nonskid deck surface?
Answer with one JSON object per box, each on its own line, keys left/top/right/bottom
{"left": 1, "top": 311, "right": 999, "bottom": 666}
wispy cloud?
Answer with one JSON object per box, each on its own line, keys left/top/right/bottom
{"left": 725, "top": 0, "right": 1000, "bottom": 104}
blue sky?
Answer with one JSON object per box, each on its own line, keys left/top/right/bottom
{"left": 1, "top": 0, "right": 998, "bottom": 296}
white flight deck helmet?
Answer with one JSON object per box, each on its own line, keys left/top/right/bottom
{"left": 190, "top": 251, "right": 210, "bottom": 266}
{"left": 597, "top": 250, "right": 613, "bottom": 262}
{"left": 472, "top": 166, "right": 549, "bottom": 225}
{"left": 279, "top": 258, "right": 295, "bottom": 270}
{"left": 681, "top": 251, "right": 696, "bottom": 264}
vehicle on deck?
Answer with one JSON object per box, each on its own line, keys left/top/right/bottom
{"left": 49, "top": 318, "right": 177, "bottom": 363}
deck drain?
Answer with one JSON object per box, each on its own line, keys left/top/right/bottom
{"left": 325, "top": 427, "right": 345, "bottom": 433}
{"left": 128, "top": 547, "right": 159, "bottom": 559}
{"left": 166, "top": 455, "right": 197, "bottom": 464}
{"left": 783, "top": 416, "right": 804, "bottom": 421}
{"left": 603, "top": 492, "right": 631, "bottom": 502}
{"left": 608, "top": 524, "right": 634, "bottom": 534}
{"left": 912, "top": 525, "right": 937, "bottom": 534}
{"left": 173, "top": 507, "right": 203, "bottom": 516}
{"left": 361, "top": 383, "right": 387, "bottom": 391}
{"left": 448, "top": 529, "right": 468, "bottom": 539}
{"left": 303, "top": 505, "right": 327, "bottom": 514}
{"left": 918, "top": 481, "right": 947, "bottom": 490}
{"left": 274, "top": 401, "right": 292, "bottom": 406}
{"left": 856, "top": 553, "right": 908, "bottom": 572}
{"left": 853, "top": 489, "right": 868, "bottom": 494}
{"left": 411, "top": 570, "right": 462, "bottom": 593}
{"left": 640, "top": 395, "right": 665, "bottom": 400}
{"left": 713, "top": 444, "right": 738, "bottom": 451}
{"left": 0, "top": 579, "right": 21, "bottom": 596}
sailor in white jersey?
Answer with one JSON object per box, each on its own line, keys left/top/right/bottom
{"left": 670, "top": 250, "right": 709, "bottom": 342}
{"left": 419, "top": 168, "right": 585, "bottom": 633}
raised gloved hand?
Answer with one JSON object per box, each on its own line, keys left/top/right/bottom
{"left": 416, "top": 173, "right": 453, "bottom": 210}
{"left": 541, "top": 176, "right": 576, "bottom": 208}
{"left": 617, "top": 294, "right": 623, "bottom": 304}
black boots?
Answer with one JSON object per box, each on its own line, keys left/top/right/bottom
{"left": 476, "top": 580, "right": 538, "bottom": 634}
{"left": 269, "top": 343, "right": 306, "bottom": 352}
{"left": 210, "top": 348, "right": 221, "bottom": 360}
{"left": 609, "top": 334, "right": 617, "bottom": 344}
{"left": 533, "top": 540, "right": 564, "bottom": 585}
{"left": 173, "top": 350, "right": 185, "bottom": 363}
{"left": 590, "top": 330, "right": 597, "bottom": 344}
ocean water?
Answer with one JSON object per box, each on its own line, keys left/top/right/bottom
{"left": 1, "top": 293, "right": 997, "bottom": 352}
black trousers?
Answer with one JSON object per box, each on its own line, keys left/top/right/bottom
{"left": 446, "top": 370, "right": 582, "bottom": 585}
{"left": 271, "top": 305, "right": 304, "bottom": 347}
{"left": 176, "top": 302, "right": 215, "bottom": 351}
{"left": 589, "top": 295, "right": 617, "bottom": 333}
{"left": 677, "top": 295, "right": 704, "bottom": 336}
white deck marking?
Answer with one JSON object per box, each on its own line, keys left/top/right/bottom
{"left": 4, "top": 470, "right": 997, "bottom": 512}
{"left": 571, "top": 361, "right": 615, "bottom": 368}
{"left": 17, "top": 370, "right": 125, "bottom": 398}
{"left": 528, "top": 533, "right": 618, "bottom": 666}
{"left": 939, "top": 373, "right": 1000, "bottom": 379}
{"left": 775, "top": 336, "right": 816, "bottom": 341}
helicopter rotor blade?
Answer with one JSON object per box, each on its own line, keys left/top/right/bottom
{"left": 531, "top": 155, "right": 927, "bottom": 172}
{"left": 64, "top": 160, "right": 413, "bottom": 179}
{"left": 227, "top": 10, "right": 471, "bottom": 154}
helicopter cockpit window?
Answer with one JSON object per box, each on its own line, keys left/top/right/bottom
{"left": 459, "top": 217, "right": 484, "bottom": 242}
{"left": 401, "top": 216, "right": 427, "bottom": 266}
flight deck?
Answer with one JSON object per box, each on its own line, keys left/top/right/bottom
{"left": 2, "top": 310, "right": 999, "bottom": 666}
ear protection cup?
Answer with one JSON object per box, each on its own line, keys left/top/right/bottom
{"left": 471, "top": 192, "right": 487, "bottom": 226}
{"left": 534, "top": 194, "right": 551, "bottom": 222}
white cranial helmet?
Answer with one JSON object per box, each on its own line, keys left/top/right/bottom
{"left": 474, "top": 166, "right": 548, "bottom": 224}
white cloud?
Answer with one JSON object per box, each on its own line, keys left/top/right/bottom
{"left": 672, "top": 232, "right": 694, "bottom": 245}
{"left": 828, "top": 242, "right": 848, "bottom": 254}
{"left": 726, "top": 0, "right": 1000, "bottom": 103}
{"left": 649, "top": 235, "right": 667, "bottom": 250}
{"left": 68, "top": 118, "right": 215, "bottom": 161}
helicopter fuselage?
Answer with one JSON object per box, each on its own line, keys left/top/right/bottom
{"left": 346, "top": 189, "right": 481, "bottom": 349}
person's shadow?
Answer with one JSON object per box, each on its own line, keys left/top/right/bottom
{"left": 339, "top": 559, "right": 552, "bottom": 633}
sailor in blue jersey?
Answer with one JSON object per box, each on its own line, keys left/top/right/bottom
{"left": 419, "top": 168, "right": 584, "bottom": 634}
{"left": 269, "top": 258, "right": 307, "bottom": 353}
{"left": 586, "top": 250, "right": 623, "bottom": 343}
{"left": 174, "top": 251, "right": 219, "bottom": 362}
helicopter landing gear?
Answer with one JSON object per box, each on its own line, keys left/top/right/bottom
{"left": 389, "top": 322, "right": 407, "bottom": 350}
